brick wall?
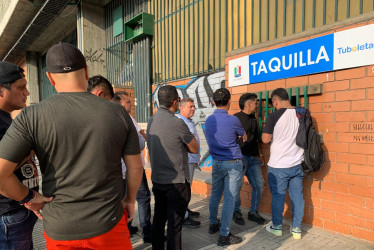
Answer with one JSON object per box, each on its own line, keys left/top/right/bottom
{"left": 222, "top": 21, "right": 374, "bottom": 242}
{"left": 149, "top": 20, "right": 374, "bottom": 243}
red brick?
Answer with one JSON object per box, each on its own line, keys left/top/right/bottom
{"left": 350, "top": 164, "right": 374, "bottom": 177}
{"left": 327, "top": 162, "right": 349, "bottom": 173}
{"left": 310, "top": 188, "right": 335, "bottom": 201}
{"left": 366, "top": 65, "right": 374, "bottom": 77}
{"left": 335, "top": 193, "right": 366, "bottom": 207}
{"left": 265, "top": 79, "right": 286, "bottom": 90}
{"left": 232, "top": 85, "right": 248, "bottom": 94}
{"left": 311, "top": 171, "right": 336, "bottom": 182}
{"left": 323, "top": 220, "right": 351, "bottom": 235}
{"left": 369, "top": 155, "right": 374, "bottom": 166}
{"left": 366, "top": 219, "right": 374, "bottom": 231}
{"left": 350, "top": 76, "right": 374, "bottom": 89}
{"left": 350, "top": 144, "right": 374, "bottom": 154}
{"left": 302, "top": 215, "right": 323, "bottom": 227}
{"left": 304, "top": 196, "right": 321, "bottom": 208}
{"left": 313, "top": 207, "right": 336, "bottom": 221}
{"left": 309, "top": 92, "right": 335, "bottom": 103}
{"left": 350, "top": 122, "right": 374, "bottom": 132}
{"left": 323, "top": 132, "right": 336, "bottom": 142}
{"left": 336, "top": 89, "right": 366, "bottom": 101}
{"left": 356, "top": 207, "right": 374, "bottom": 220}
{"left": 352, "top": 227, "right": 374, "bottom": 242}
{"left": 336, "top": 173, "right": 366, "bottom": 186}
{"left": 335, "top": 112, "right": 366, "bottom": 122}
{"left": 231, "top": 94, "right": 241, "bottom": 102}
{"left": 325, "top": 152, "right": 336, "bottom": 162}
{"left": 323, "top": 142, "right": 349, "bottom": 153}
{"left": 352, "top": 100, "right": 374, "bottom": 111}
{"left": 336, "top": 67, "right": 366, "bottom": 80}
{"left": 311, "top": 113, "right": 334, "bottom": 123}
{"left": 368, "top": 89, "right": 374, "bottom": 100}
{"left": 323, "top": 102, "right": 351, "bottom": 112}
{"left": 285, "top": 76, "right": 309, "bottom": 88}
{"left": 336, "top": 153, "right": 367, "bottom": 165}
{"left": 322, "top": 181, "right": 349, "bottom": 193}
{"left": 368, "top": 177, "right": 374, "bottom": 188}
{"left": 321, "top": 200, "right": 349, "bottom": 214}
{"left": 368, "top": 112, "right": 374, "bottom": 122}
{"left": 309, "top": 103, "right": 323, "bottom": 113}
{"left": 323, "top": 123, "right": 350, "bottom": 133}
{"left": 324, "top": 80, "right": 349, "bottom": 92}
{"left": 349, "top": 185, "right": 374, "bottom": 199}
{"left": 367, "top": 198, "right": 374, "bottom": 209}
{"left": 247, "top": 82, "right": 267, "bottom": 92}
{"left": 309, "top": 72, "right": 335, "bottom": 84}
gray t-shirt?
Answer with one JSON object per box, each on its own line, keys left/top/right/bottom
{"left": 0, "top": 92, "right": 140, "bottom": 240}
{"left": 147, "top": 105, "right": 194, "bottom": 184}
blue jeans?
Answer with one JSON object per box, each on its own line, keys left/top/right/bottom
{"left": 235, "top": 155, "right": 264, "bottom": 213}
{"left": 268, "top": 165, "right": 305, "bottom": 228}
{"left": 0, "top": 208, "right": 38, "bottom": 250}
{"left": 209, "top": 159, "right": 242, "bottom": 236}
{"left": 123, "top": 169, "right": 152, "bottom": 237}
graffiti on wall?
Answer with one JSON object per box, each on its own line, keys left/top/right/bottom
{"left": 152, "top": 72, "right": 225, "bottom": 170}
{"left": 85, "top": 48, "right": 105, "bottom": 63}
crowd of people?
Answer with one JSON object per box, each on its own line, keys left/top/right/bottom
{"left": 0, "top": 43, "right": 305, "bottom": 250}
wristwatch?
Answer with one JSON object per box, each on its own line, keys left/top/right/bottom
{"left": 19, "top": 189, "right": 35, "bottom": 205}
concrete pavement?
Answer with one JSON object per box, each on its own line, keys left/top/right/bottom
{"left": 33, "top": 192, "right": 373, "bottom": 249}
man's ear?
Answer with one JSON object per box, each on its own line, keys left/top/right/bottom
{"left": 46, "top": 72, "right": 55, "bottom": 87}
{"left": 96, "top": 89, "right": 104, "bottom": 97}
{"left": 0, "top": 86, "right": 5, "bottom": 97}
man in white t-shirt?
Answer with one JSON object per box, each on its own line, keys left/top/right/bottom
{"left": 112, "top": 91, "right": 152, "bottom": 243}
{"left": 262, "top": 88, "right": 305, "bottom": 240}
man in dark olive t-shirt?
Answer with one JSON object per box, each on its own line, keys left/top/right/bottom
{"left": 0, "top": 43, "right": 143, "bottom": 249}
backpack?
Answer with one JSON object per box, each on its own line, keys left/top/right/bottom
{"left": 295, "top": 107, "right": 325, "bottom": 173}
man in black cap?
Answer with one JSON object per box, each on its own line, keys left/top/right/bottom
{"left": 0, "top": 43, "right": 143, "bottom": 249}
{"left": 0, "top": 61, "right": 40, "bottom": 250}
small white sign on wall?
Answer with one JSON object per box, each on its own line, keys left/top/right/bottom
{"left": 228, "top": 56, "right": 250, "bottom": 87}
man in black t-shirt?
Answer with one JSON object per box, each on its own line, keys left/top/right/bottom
{"left": 233, "top": 93, "right": 266, "bottom": 226}
{"left": 0, "top": 61, "right": 39, "bottom": 250}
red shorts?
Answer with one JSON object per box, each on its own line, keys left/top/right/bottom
{"left": 44, "top": 211, "right": 131, "bottom": 250}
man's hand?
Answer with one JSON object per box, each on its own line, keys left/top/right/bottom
{"left": 24, "top": 192, "right": 53, "bottom": 220}
{"left": 242, "top": 133, "right": 248, "bottom": 142}
{"left": 122, "top": 200, "right": 135, "bottom": 222}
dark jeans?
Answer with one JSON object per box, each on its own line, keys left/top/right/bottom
{"left": 235, "top": 155, "right": 264, "bottom": 213}
{"left": 0, "top": 208, "right": 38, "bottom": 250}
{"left": 122, "top": 169, "right": 152, "bottom": 237}
{"left": 152, "top": 182, "right": 191, "bottom": 250}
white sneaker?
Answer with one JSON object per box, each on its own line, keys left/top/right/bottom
{"left": 266, "top": 221, "right": 282, "bottom": 237}
{"left": 290, "top": 226, "right": 301, "bottom": 240}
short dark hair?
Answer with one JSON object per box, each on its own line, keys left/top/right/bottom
{"left": 87, "top": 75, "right": 114, "bottom": 98}
{"left": 213, "top": 88, "right": 231, "bottom": 107}
{"left": 158, "top": 85, "right": 179, "bottom": 108}
{"left": 111, "top": 93, "right": 122, "bottom": 104}
{"left": 239, "top": 93, "right": 257, "bottom": 110}
{"left": 271, "top": 88, "right": 289, "bottom": 101}
{"left": 115, "top": 91, "right": 129, "bottom": 97}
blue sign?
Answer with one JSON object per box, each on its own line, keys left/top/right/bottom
{"left": 248, "top": 34, "right": 334, "bottom": 84}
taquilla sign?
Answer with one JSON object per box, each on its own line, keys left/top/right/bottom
{"left": 229, "top": 23, "right": 374, "bottom": 87}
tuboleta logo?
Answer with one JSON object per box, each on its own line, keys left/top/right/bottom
{"left": 337, "top": 42, "right": 374, "bottom": 54}
{"left": 234, "top": 65, "right": 241, "bottom": 78}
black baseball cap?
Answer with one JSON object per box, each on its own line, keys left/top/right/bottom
{"left": 0, "top": 61, "right": 25, "bottom": 85}
{"left": 46, "top": 42, "right": 87, "bottom": 73}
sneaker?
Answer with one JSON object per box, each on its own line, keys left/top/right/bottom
{"left": 183, "top": 216, "right": 201, "bottom": 228}
{"left": 248, "top": 211, "right": 266, "bottom": 225}
{"left": 290, "top": 226, "right": 302, "bottom": 240}
{"left": 266, "top": 221, "right": 282, "bottom": 237}
{"left": 129, "top": 226, "right": 138, "bottom": 236}
{"left": 217, "top": 233, "right": 242, "bottom": 246}
{"left": 233, "top": 211, "right": 245, "bottom": 225}
{"left": 187, "top": 208, "right": 200, "bottom": 218}
{"left": 208, "top": 220, "right": 220, "bottom": 234}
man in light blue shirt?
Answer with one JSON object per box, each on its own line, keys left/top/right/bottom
{"left": 177, "top": 97, "right": 201, "bottom": 228}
